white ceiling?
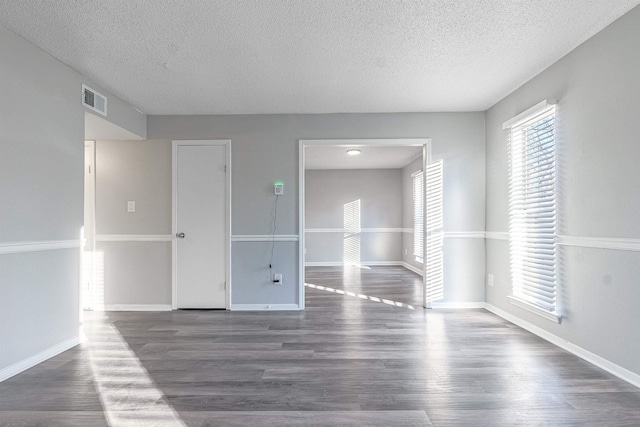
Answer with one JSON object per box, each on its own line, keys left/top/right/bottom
{"left": 305, "top": 145, "right": 422, "bottom": 170}
{"left": 1, "top": 1, "right": 638, "bottom": 115}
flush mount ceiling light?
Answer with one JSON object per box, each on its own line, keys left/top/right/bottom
{"left": 346, "top": 149, "right": 361, "bottom": 156}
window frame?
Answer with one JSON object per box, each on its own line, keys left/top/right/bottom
{"left": 503, "top": 99, "right": 561, "bottom": 323}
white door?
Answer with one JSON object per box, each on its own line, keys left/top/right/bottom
{"left": 175, "top": 143, "right": 227, "bottom": 308}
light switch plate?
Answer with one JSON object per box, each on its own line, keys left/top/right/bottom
{"left": 127, "top": 201, "right": 136, "bottom": 213}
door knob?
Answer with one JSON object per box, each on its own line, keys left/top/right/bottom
{"left": 176, "top": 232, "right": 185, "bottom": 238}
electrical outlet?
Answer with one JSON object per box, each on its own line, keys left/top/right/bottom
{"left": 273, "top": 273, "right": 282, "bottom": 284}
{"left": 488, "top": 273, "right": 494, "bottom": 287}
{"left": 274, "top": 183, "right": 284, "bottom": 195}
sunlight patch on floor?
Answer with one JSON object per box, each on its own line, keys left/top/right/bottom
{"left": 305, "top": 282, "right": 415, "bottom": 310}
{"left": 86, "top": 317, "right": 186, "bottom": 426}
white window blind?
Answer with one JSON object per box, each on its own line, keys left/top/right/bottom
{"left": 506, "top": 100, "right": 560, "bottom": 322}
{"left": 412, "top": 170, "right": 424, "bottom": 263}
{"left": 425, "top": 159, "right": 444, "bottom": 304}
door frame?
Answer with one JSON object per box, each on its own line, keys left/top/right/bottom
{"left": 172, "top": 140, "right": 232, "bottom": 310}
{"left": 83, "top": 140, "right": 96, "bottom": 312}
{"left": 298, "top": 138, "right": 431, "bottom": 310}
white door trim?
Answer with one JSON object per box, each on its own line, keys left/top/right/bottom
{"left": 84, "top": 140, "right": 96, "bottom": 251}
{"left": 83, "top": 140, "right": 96, "bottom": 312}
{"left": 172, "top": 140, "right": 232, "bottom": 310}
{"left": 298, "top": 138, "right": 431, "bottom": 310}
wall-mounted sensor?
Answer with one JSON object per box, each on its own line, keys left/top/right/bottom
{"left": 274, "top": 183, "right": 284, "bottom": 195}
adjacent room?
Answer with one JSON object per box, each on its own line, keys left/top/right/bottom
{"left": 1, "top": 1, "right": 639, "bottom": 425}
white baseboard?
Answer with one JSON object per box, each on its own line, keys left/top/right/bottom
{"left": 230, "top": 304, "right": 301, "bottom": 311}
{"left": 484, "top": 303, "right": 640, "bottom": 389}
{"left": 305, "top": 261, "right": 404, "bottom": 267}
{"left": 401, "top": 262, "right": 424, "bottom": 276}
{"left": 304, "top": 261, "right": 425, "bottom": 277}
{"left": 430, "top": 301, "right": 486, "bottom": 309}
{"left": 104, "top": 304, "right": 172, "bottom": 311}
{"left": 0, "top": 336, "right": 80, "bottom": 382}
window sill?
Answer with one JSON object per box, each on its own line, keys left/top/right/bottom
{"left": 508, "top": 296, "right": 562, "bottom": 324}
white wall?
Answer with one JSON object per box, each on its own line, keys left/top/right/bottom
{"left": 485, "top": 6, "right": 640, "bottom": 376}
{"left": 148, "top": 113, "right": 486, "bottom": 306}
{"left": 305, "top": 168, "right": 403, "bottom": 265}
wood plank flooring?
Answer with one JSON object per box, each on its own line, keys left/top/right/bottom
{"left": 1, "top": 266, "right": 639, "bottom": 426}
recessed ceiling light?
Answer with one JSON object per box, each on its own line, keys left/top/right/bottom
{"left": 347, "top": 149, "right": 361, "bottom": 156}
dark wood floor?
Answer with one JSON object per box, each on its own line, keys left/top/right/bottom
{"left": 1, "top": 266, "right": 639, "bottom": 426}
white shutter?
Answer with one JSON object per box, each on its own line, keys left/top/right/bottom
{"left": 506, "top": 102, "right": 560, "bottom": 321}
{"left": 425, "top": 159, "right": 444, "bottom": 303}
{"left": 412, "top": 171, "right": 424, "bottom": 262}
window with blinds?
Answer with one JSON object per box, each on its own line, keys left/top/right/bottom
{"left": 412, "top": 170, "right": 424, "bottom": 263}
{"left": 504, "top": 100, "right": 560, "bottom": 322}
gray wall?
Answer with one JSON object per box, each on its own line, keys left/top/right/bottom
{"left": 0, "top": 23, "right": 147, "bottom": 378}
{"left": 305, "top": 169, "right": 403, "bottom": 264}
{"left": 94, "top": 140, "right": 172, "bottom": 307}
{"left": 485, "top": 6, "right": 640, "bottom": 375}
{"left": 96, "top": 140, "right": 171, "bottom": 235}
{"left": 148, "top": 112, "right": 486, "bottom": 306}
{"left": 0, "top": 24, "right": 84, "bottom": 374}
{"left": 84, "top": 81, "right": 147, "bottom": 139}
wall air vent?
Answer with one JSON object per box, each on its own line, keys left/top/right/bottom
{"left": 82, "top": 84, "right": 107, "bottom": 116}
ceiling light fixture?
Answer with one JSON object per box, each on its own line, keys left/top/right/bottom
{"left": 347, "top": 149, "right": 361, "bottom": 156}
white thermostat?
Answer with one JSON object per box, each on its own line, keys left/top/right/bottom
{"left": 274, "top": 183, "right": 284, "bottom": 195}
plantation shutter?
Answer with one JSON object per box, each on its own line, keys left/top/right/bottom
{"left": 413, "top": 171, "right": 424, "bottom": 262}
{"left": 425, "top": 159, "right": 444, "bottom": 304}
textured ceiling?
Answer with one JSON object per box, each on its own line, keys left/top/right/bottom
{"left": 1, "top": 1, "right": 638, "bottom": 115}
{"left": 305, "top": 145, "right": 422, "bottom": 170}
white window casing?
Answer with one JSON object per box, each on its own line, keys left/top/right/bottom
{"left": 504, "top": 99, "right": 561, "bottom": 323}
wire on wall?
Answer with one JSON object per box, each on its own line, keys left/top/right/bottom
{"left": 269, "top": 194, "right": 280, "bottom": 279}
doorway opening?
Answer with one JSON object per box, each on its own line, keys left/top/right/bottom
{"left": 82, "top": 140, "right": 104, "bottom": 311}
{"left": 299, "top": 139, "right": 443, "bottom": 310}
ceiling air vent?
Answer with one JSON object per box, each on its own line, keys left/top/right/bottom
{"left": 82, "top": 84, "right": 107, "bottom": 116}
